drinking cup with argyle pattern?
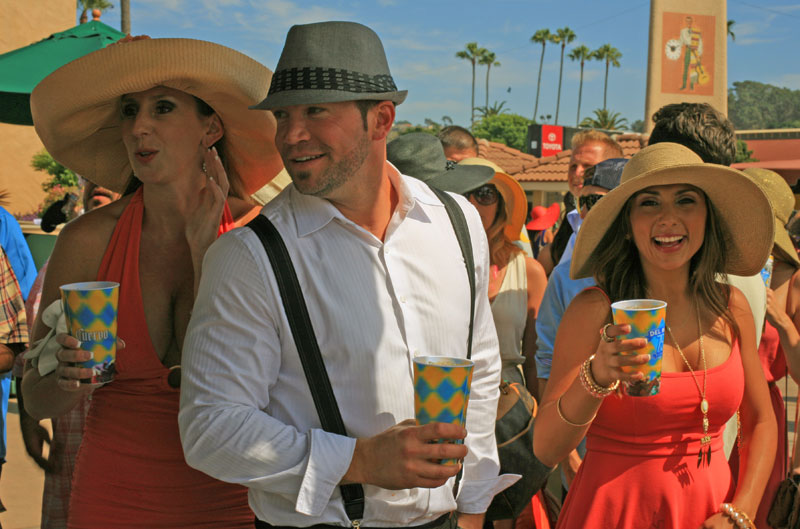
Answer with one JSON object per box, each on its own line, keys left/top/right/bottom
{"left": 611, "top": 299, "right": 666, "bottom": 397}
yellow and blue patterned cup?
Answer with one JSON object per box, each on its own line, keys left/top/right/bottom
{"left": 60, "top": 281, "right": 119, "bottom": 386}
{"left": 413, "top": 356, "right": 474, "bottom": 465}
{"left": 611, "top": 299, "right": 667, "bottom": 397}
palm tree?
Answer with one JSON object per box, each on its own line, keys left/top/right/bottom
{"left": 456, "top": 42, "right": 487, "bottom": 129}
{"left": 568, "top": 45, "right": 592, "bottom": 127}
{"left": 78, "top": 0, "right": 114, "bottom": 24}
{"left": 579, "top": 108, "right": 628, "bottom": 131}
{"left": 530, "top": 29, "right": 552, "bottom": 122}
{"left": 552, "top": 27, "right": 576, "bottom": 125}
{"left": 727, "top": 20, "right": 736, "bottom": 41}
{"left": 479, "top": 50, "right": 500, "bottom": 110}
{"left": 475, "top": 101, "right": 509, "bottom": 118}
{"left": 121, "top": 0, "right": 130, "bottom": 34}
{"left": 592, "top": 44, "right": 622, "bottom": 111}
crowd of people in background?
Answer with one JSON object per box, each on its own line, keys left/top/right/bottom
{"left": 0, "top": 19, "right": 794, "bottom": 529}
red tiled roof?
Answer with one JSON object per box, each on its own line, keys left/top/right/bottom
{"left": 477, "top": 133, "right": 649, "bottom": 183}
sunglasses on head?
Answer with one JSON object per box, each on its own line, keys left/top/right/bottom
{"left": 578, "top": 193, "right": 603, "bottom": 211}
{"left": 464, "top": 184, "right": 499, "bottom": 206}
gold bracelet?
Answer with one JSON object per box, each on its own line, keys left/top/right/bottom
{"left": 720, "top": 503, "right": 755, "bottom": 529}
{"left": 556, "top": 395, "right": 595, "bottom": 427}
{"left": 580, "top": 354, "right": 619, "bottom": 398}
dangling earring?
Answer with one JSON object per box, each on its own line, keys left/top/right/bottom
{"left": 201, "top": 161, "right": 208, "bottom": 177}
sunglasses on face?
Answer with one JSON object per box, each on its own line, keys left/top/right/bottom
{"left": 464, "top": 184, "right": 499, "bottom": 206}
{"left": 579, "top": 193, "right": 604, "bottom": 211}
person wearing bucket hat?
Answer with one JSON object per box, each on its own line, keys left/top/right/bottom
{"left": 22, "top": 36, "right": 286, "bottom": 527}
{"left": 741, "top": 167, "right": 800, "bottom": 528}
{"left": 526, "top": 203, "right": 559, "bottom": 259}
{"left": 534, "top": 143, "right": 778, "bottom": 529}
{"left": 386, "top": 133, "right": 494, "bottom": 194}
{"left": 180, "top": 21, "right": 507, "bottom": 529}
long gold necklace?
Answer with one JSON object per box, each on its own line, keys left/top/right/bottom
{"left": 666, "top": 308, "right": 711, "bottom": 467}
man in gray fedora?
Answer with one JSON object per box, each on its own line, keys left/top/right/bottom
{"left": 179, "top": 21, "right": 505, "bottom": 529}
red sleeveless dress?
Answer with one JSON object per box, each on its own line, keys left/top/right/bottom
{"left": 556, "top": 336, "right": 744, "bottom": 528}
{"left": 729, "top": 321, "right": 787, "bottom": 529}
{"left": 68, "top": 189, "right": 251, "bottom": 528}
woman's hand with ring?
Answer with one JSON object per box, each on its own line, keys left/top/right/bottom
{"left": 590, "top": 323, "right": 651, "bottom": 388}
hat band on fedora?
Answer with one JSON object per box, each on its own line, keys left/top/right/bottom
{"left": 268, "top": 67, "right": 398, "bottom": 96}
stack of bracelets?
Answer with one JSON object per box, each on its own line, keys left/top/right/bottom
{"left": 579, "top": 354, "right": 619, "bottom": 398}
{"left": 719, "top": 503, "right": 754, "bottom": 529}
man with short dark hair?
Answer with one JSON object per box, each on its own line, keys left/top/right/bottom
{"left": 438, "top": 125, "right": 479, "bottom": 161}
{"left": 180, "top": 21, "right": 504, "bottom": 529}
{"left": 649, "top": 102, "right": 736, "bottom": 166}
{"left": 538, "top": 131, "right": 623, "bottom": 276}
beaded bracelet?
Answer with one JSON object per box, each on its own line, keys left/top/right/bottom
{"left": 720, "top": 503, "right": 755, "bottom": 529}
{"left": 556, "top": 396, "right": 595, "bottom": 427}
{"left": 579, "top": 354, "right": 620, "bottom": 398}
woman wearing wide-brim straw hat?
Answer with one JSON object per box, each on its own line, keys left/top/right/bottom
{"left": 533, "top": 143, "right": 777, "bottom": 529}
{"left": 458, "top": 158, "right": 548, "bottom": 392}
{"left": 740, "top": 167, "right": 800, "bottom": 528}
{"left": 22, "top": 36, "right": 284, "bottom": 527}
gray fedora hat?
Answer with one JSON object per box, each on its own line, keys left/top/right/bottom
{"left": 252, "top": 21, "right": 407, "bottom": 110}
{"left": 387, "top": 133, "right": 493, "bottom": 194}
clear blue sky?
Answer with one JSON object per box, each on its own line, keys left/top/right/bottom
{"left": 85, "top": 0, "right": 800, "bottom": 129}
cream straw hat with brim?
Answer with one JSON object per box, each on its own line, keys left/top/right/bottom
{"left": 570, "top": 142, "right": 774, "bottom": 280}
{"left": 458, "top": 158, "right": 527, "bottom": 241}
{"left": 742, "top": 167, "right": 800, "bottom": 267}
{"left": 31, "top": 37, "right": 285, "bottom": 194}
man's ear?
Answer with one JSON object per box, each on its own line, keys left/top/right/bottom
{"left": 371, "top": 101, "right": 395, "bottom": 141}
{"left": 203, "top": 114, "right": 224, "bottom": 148}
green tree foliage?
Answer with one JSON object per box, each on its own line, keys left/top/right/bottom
{"left": 31, "top": 151, "right": 79, "bottom": 191}
{"left": 78, "top": 0, "right": 114, "bottom": 24}
{"left": 579, "top": 109, "right": 628, "bottom": 131}
{"left": 735, "top": 139, "right": 757, "bottom": 163}
{"left": 728, "top": 81, "right": 800, "bottom": 129}
{"left": 530, "top": 28, "right": 552, "bottom": 122}
{"left": 473, "top": 113, "right": 531, "bottom": 151}
{"left": 475, "top": 101, "right": 509, "bottom": 118}
{"left": 630, "top": 119, "right": 645, "bottom": 133}
{"left": 552, "top": 27, "right": 576, "bottom": 125}
{"left": 456, "top": 42, "right": 487, "bottom": 129}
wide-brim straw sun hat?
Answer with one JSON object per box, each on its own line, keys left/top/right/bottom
{"left": 742, "top": 167, "right": 800, "bottom": 267}
{"left": 570, "top": 142, "right": 774, "bottom": 280}
{"left": 458, "top": 158, "right": 527, "bottom": 241}
{"left": 31, "top": 37, "right": 285, "bottom": 194}
{"left": 252, "top": 21, "right": 407, "bottom": 110}
{"left": 386, "top": 133, "right": 493, "bottom": 194}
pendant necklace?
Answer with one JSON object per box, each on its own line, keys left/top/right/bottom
{"left": 666, "top": 307, "right": 711, "bottom": 467}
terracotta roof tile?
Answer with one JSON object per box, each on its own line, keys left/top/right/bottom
{"left": 476, "top": 133, "right": 649, "bottom": 183}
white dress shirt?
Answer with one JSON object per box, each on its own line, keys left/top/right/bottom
{"left": 179, "top": 168, "right": 504, "bottom": 527}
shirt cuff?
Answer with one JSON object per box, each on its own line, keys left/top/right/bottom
{"left": 456, "top": 474, "right": 521, "bottom": 514}
{"left": 295, "top": 429, "right": 357, "bottom": 517}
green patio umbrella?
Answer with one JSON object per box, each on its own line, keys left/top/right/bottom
{"left": 0, "top": 20, "right": 125, "bottom": 125}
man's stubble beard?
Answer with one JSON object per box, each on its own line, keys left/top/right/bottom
{"left": 289, "top": 132, "right": 372, "bottom": 198}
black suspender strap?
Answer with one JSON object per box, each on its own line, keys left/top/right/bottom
{"left": 247, "top": 215, "right": 365, "bottom": 523}
{"left": 246, "top": 187, "right": 476, "bottom": 519}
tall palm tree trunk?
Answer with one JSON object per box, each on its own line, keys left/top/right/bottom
{"left": 470, "top": 62, "right": 476, "bottom": 129}
{"left": 603, "top": 59, "right": 610, "bottom": 110}
{"left": 555, "top": 46, "right": 565, "bottom": 124}
{"left": 485, "top": 64, "right": 491, "bottom": 109}
{"left": 576, "top": 61, "right": 584, "bottom": 126}
{"left": 121, "top": 0, "right": 131, "bottom": 34}
{"left": 534, "top": 47, "right": 545, "bottom": 121}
